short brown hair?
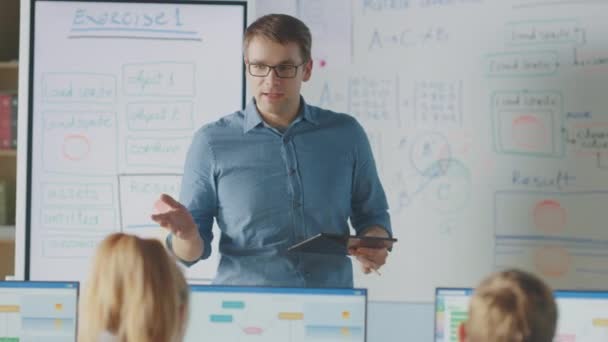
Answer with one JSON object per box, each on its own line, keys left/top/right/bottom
{"left": 466, "top": 269, "right": 557, "bottom": 342}
{"left": 244, "top": 14, "right": 312, "bottom": 62}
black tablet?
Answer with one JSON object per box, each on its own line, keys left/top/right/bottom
{"left": 287, "top": 233, "right": 397, "bottom": 255}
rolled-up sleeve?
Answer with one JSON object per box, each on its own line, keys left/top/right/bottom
{"left": 169, "top": 129, "right": 217, "bottom": 265}
{"left": 349, "top": 120, "right": 392, "bottom": 237}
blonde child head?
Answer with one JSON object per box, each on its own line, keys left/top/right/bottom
{"left": 459, "top": 269, "right": 557, "bottom": 342}
{"left": 79, "top": 233, "right": 189, "bottom": 342}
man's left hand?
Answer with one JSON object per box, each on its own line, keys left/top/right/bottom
{"left": 349, "top": 226, "right": 390, "bottom": 275}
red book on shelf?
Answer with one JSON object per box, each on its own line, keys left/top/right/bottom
{"left": 0, "top": 94, "right": 12, "bottom": 149}
{"left": 10, "top": 94, "right": 17, "bottom": 149}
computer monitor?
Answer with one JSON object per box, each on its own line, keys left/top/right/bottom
{"left": 184, "top": 285, "right": 368, "bottom": 341}
{"left": 435, "top": 287, "right": 608, "bottom": 342}
{"left": 434, "top": 288, "right": 473, "bottom": 342}
{"left": 0, "top": 281, "right": 79, "bottom": 342}
{"left": 554, "top": 290, "right": 608, "bottom": 341}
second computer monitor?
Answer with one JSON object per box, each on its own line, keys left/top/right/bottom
{"left": 434, "top": 287, "right": 608, "bottom": 342}
{"left": 434, "top": 288, "right": 473, "bottom": 342}
{"left": 0, "top": 281, "right": 79, "bottom": 342}
{"left": 185, "top": 285, "right": 367, "bottom": 341}
{"left": 554, "top": 290, "right": 608, "bottom": 341}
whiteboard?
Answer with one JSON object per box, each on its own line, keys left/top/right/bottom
{"left": 256, "top": 0, "right": 608, "bottom": 302}
{"left": 26, "top": 0, "right": 246, "bottom": 282}
{"left": 22, "top": 0, "right": 608, "bottom": 308}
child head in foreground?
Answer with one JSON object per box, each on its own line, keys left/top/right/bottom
{"left": 459, "top": 269, "right": 557, "bottom": 342}
{"left": 79, "top": 233, "right": 189, "bottom": 342}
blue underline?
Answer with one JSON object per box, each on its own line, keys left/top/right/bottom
{"left": 496, "top": 234, "right": 608, "bottom": 245}
{"left": 71, "top": 27, "right": 198, "bottom": 35}
{"left": 126, "top": 224, "right": 158, "bottom": 229}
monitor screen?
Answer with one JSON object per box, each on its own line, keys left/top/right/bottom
{"left": 554, "top": 290, "right": 608, "bottom": 341}
{"left": 184, "top": 285, "right": 367, "bottom": 342}
{"left": 434, "top": 288, "right": 473, "bottom": 342}
{"left": 435, "top": 287, "right": 608, "bottom": 342}
{"left": 0, "top": 281, "right": 79, "bottom": 342}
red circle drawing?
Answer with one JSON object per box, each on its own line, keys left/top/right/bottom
{"left": 532, "top": 199, "right": 567, "bottom": 234}
{"left": 534, "top": 245, "right": 571, "bottom": 278}
{"left": 62, "top": 134, "right": 91, "bottom": 161}
{"left": 512, "top": 115, "right": 548, "bottom": 150}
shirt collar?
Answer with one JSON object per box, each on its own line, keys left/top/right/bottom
{"left": 243, "top": 96, "right": 319, "bottom": 133}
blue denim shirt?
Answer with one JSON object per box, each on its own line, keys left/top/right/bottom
{"left": 170, "top": 97, "right": 391, "bottom": 288}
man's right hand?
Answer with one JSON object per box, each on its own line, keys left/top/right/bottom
{"left": 151, "top": 193, "right": 198, "bottom": 241}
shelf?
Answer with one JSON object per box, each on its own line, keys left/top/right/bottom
{"left": 0, "top": 225, "right": 15, "bottom": 241}
{"left": 0, "top": 61, "right": 18, "bottom": 69}
{"left": 0, "top": 149, "right": 16, "bottom": 157}
{"left": 0, "top": 61, "right": 17, "bottom": 92}
{"left": 0, "top": 0, "right": 18, "bottom": 281}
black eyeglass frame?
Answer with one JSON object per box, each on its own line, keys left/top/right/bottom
{"left": 246, "top": 61, "right": 307, "bottom": 78}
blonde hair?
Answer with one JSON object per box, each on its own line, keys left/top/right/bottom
{"left": 79, "top": 233, "right": 189, "bottom": 342}
{"left": 465, "top": 269, "right": 557, "bottom": 342}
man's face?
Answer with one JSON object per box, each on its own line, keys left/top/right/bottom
{"left": 244, "top": 36, "right": 312, "bottom": 117}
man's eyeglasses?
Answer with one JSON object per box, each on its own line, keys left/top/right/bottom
{"left": 247, "top": 62, "right": 306, "bottom": 78}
